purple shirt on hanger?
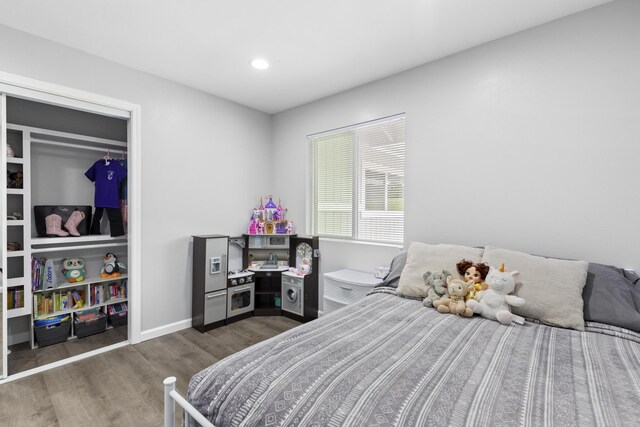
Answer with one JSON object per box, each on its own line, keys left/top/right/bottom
{"left": 85, "top": 159, "right": 127, "bottom": 208}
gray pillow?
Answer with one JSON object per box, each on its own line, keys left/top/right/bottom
{"left": 377, "top": 251, "right": 408, "bottom": 288}
{"left": 583, "top": 263, "right": 640, "bottom": 332}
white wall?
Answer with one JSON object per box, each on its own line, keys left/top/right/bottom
{"left": 273, "top": 0, "right": 640, "bottom": 306}
{"left": 2, "top": 0, "right": 639, "bottom": 336}
{"left": 0, "top": 23, "right": 273, "bottom": 335}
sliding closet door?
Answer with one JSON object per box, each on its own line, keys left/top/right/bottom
{"left": 1, "top": 92, "right": 8, "bottom": 380}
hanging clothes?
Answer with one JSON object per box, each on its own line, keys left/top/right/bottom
{"left": 119, "top": 157, "right": 128, "bottom": 232}
{"left": 85, "top": 158, "right": 127, "bottom": 237}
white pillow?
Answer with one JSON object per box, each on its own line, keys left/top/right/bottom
{"left": 482, "top": 246, "right": 589, "bottom": 331}
{"left": 396, "top": 242, "right": 484, "bottom": 298}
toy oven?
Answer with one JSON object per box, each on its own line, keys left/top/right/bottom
{"left": 227, "top": 281, "right": 254, "bottom": 318}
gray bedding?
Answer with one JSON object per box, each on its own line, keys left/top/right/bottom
{"left": 187, "top": 288, "right": 640, "bottom": 426}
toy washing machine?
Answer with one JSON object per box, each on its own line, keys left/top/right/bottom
{"left": 282, "top": 271, "right": 303, "bottom": 316}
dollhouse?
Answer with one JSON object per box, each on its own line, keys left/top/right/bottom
{"left": 247, "top": 195, "right": 293, "bottom": 235}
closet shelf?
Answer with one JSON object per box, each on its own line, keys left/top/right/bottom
{"left": 6, "top": 157, "right": 24, "bottom": 164}
{"left": 33, "top": 274, "right": 128, "bottom": 294}
{"left": 6, "top": 188, "right": 24, "bottom": 195}
{"left": 33, "top": 298, "right": 128, "bottom": 320}
{"left": 7, "top": 123, "right": 127, "bottom": 149}
{"left": 7, "top": 220, "right": 25, "bottom": 226}
{"left": 7, "top": 250, "right": 25, "bottom": 257}
{"left": 31, "top": 235, "right": 128, "bottom": 246}
{"left": 7, "top": 307, "right": 31, "bottom": 319}
{"left": 7, "top": 278, "right": 24, "bottom": 287}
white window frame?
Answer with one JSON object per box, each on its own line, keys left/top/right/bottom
{"left": 308, "top": 114, "right": 405, "bottom": 245}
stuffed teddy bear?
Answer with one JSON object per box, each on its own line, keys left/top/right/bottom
{"left": 433, "top": 277, "right": 473, "bottom": 317}
{"left": 62, "top": 257, "right": 86, "bottom": 283}
{"left": 456, "top": 259, "right": 490, "bottom": 301}
{"left": 422, "top": 270, "right": 451, "bottom": 307}
{"left": 466, "top": 264, "right": 525, "bottom": 325}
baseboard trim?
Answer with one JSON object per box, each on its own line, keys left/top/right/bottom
{"left": 0, "top": 341, "right": 129, "bottom": 384}
{"left": 140, "top": 318, "right": 192, "bottom": 342}
{"left": 318, "top": 310, "right": 324, "bottom": 317}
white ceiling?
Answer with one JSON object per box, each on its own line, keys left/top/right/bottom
{"left": 0, "top": 0, "right": 611, "bottom": 114}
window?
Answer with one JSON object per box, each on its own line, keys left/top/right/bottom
{"left": 309, "top": 114, "right": 405, "bottom": 244}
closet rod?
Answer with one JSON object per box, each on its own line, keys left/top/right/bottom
{"left": 30, "top": 138, "right": 127, "bottom": 153}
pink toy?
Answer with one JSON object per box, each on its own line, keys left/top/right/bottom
{"left": 248, "top": 209, "right": 259, "bottom": 234}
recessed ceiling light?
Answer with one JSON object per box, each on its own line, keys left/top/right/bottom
{"left": 251, "top": 58, "right": 270, "bottom": 70}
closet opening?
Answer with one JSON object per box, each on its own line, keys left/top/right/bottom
{"left": 1, "top": 84, "right": 139, "bottom": 381}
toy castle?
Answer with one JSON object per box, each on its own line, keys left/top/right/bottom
{"left": 247, "top": 195, "right": 293, "bottom": 234}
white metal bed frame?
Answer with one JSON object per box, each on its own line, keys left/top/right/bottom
{"left": 163, "top": 377, "right": 215, "bottom": 427}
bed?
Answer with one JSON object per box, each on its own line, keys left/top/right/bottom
{"left": 165, "top": 244, "right": 640, "bottom": 427}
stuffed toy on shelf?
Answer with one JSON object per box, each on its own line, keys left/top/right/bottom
{"left": 466, "top": 264, "right": 525, "bottom": 325}
{"left": 433, "top": 277, "right": 473, "bottom": 317}
{"left": 62, "top": 257, "right": 86, "bottom": 283}
{"left": 100, "top": 252, "right": 127, "bottom": 278}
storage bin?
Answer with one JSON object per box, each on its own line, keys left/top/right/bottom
{"left": 34, "top": 318, "right": 71, "bottom": 347}
{"left": 323, "top": 296, "right": 347, "bottom": 314}
{"left": 108, "top": 311, "right": 128, "bottom": 328}
{"left": 75, "top": 312, "right": 107, "bottom": 338}
{"left": 324, "top": 269, "right": 382, "bottom": 306}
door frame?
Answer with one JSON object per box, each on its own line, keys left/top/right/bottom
{"left": 0, "top": 70, "right": 142, "bottom": 382}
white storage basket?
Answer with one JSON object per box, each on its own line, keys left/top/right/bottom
{"left": 323, "top": 269, "right": 382, "bottom": 307}
{"left": 323, "top": 296, "right": 348, "bottom": 314}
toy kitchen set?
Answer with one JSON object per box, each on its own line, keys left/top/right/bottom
{"left": 191, "top": 197, "right": 319, "bottom": 333}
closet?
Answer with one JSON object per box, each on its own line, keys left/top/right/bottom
{"left": 1, "top": 89, "right": 136, "bottom": 380}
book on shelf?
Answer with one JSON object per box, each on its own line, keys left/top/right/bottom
{"left": 31, "top": 256, "right": 50, "bottom": 291}
{"left": 6, "top": 289, "right": 24, "bottom": 309}
{"left": 108, "top": 280, "right": 127, "bottom": 300}
{"left": 72, "top": 289, "right": 84, "bottom": 308}
{"left": 61, "top": 294, "right": 70, "bottom": 311}
{"left": 34, "top": 290, "right": 76, "bottom": 317}
{"left": 91, "top": 284, "right": 105, "bottom": 305}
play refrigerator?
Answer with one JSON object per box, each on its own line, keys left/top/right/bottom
{"left": 191, "top": 235, "right": 228, "bottom": 332}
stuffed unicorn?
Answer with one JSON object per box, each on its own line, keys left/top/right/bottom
{"left": 467, "top": 264, "right": 525, "bottom": 325}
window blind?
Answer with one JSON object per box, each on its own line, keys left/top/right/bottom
{"left": 309, "top": 114, "right": 405, "bottom": 244}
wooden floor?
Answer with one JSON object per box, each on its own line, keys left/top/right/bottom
{"left": 9, "top": 326, "right": 128, "bottom": 375}
{"left": 0, "top": 316, "right": 301, "bottom": 427}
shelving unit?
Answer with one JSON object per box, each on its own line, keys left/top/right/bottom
{"left": 32, "top": 275, "right": 127, "bottom": 335}
{"left": 3, "top": 126, "right": 30, "bottom": 323}
{"left": 1, "top": 121, "right": 130, "bottom": 352}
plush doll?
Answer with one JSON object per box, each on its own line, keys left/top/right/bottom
{"left": 100, "top": 253, "right": 127, "bottom": 278}
{"left": 467, "top": 264, "right": 525, "bottom": 325}
{"left": 422, "top": 270, "right": 451, "bottom": 307}
{"left": 433, "top": 277, "right": 474, "bottom": 317}
{"left": 300, "top": 257, "right": 311, "bottom": 274}
{"left": 456, "top": 259, "right": 490, "bottom": 301}
{"left": 62, "top": 257, "right": 86, "bottom": 283}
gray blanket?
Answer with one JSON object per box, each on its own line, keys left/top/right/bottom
{"left": 187, "top": 289, "right": 640, "bottom": 426}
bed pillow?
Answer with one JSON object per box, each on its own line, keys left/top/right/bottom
{"left": 583, "top": 263, "right": 640, "bottom": 332}
{"left": 396, "top": 243, "right": 484, "bottom": 298}
{"left": 482, "top": 246, "right": 589, "bottom": 331}
{"left": 376, "top": 250, "right": 408, "bottom": 288}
